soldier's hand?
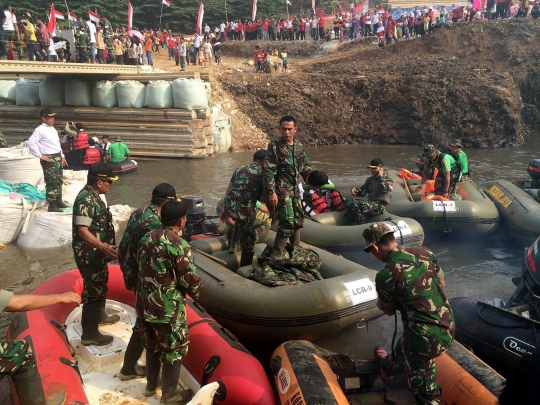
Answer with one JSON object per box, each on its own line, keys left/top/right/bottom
{"left": 219, "top": 209, "right": 228, "bottom": 223}
{"left": 414, "top": 184, "right": 424, "bottom": 192}
{"left": 58, "top": 292, "right": 82, "bottom": 306}
{"left": 40, "top": 155, "right": 50, "bottom": 162}
{"left": 351, "top": 188, "right": 358, "bottom": 196}
{"left": 62, "top": 158, "right": 68, "bottom": 167}
{"left": 100, "top": 243, "right": 118, "bottom": 260}
{"left": 268, "top": 192, "right": 278, "bottom": 207}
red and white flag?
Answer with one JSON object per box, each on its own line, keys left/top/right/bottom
{"left": 252, "top": 0, "right": 257, "bottom": 21}
{"left": 286, "top": 0, "right": 292, "bottom": 6}
{"left": 196, "top": 2, "right": 204, "bottom": 33}
{"left": 53, "top": 9, "right": 64, "bottom": 19}
{"left": 127, "top": 1, "right": 133, "bottom": 31}
{"left": 47, "top": 4, "right": 58, "bottom": 34}
{"left": 163, "top": 0, "right": 171, "bottom": 6}
{"left": 68, "top": 11, "right": 78, "bottom": 22}
{"left": 88, "top": 9, "right": 100, "bottom": 23}
{"left": 357, "top": 0, "right": 368, "bottom": 15}
{"left": 312, "top": 0, "right": 315, "bottom": 10}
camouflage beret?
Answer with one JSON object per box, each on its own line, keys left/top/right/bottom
{"left": 362, "top": 222, "right": 394, "bottom": 252}
{"left": 423, "top": 144, "right": 438, "bottom": 158}
{"left": 449, "top": 139, "right": 463, "bottom": 148}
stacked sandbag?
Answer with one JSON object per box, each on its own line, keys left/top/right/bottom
{"left": 212, "top": 112, "right": 232, "bottom": 153}
{"left": 116, "top": 80, "right": 146, "bottom": 108}
{"left": 15, "top": 79, "right": 41, "bottom": 106}
{"left": 172, "top": 78, "right": 208, "bottom": 110}
{"left": 0, "top": 80, "right": 17, "bottom": 105}
{"left": 65, "top": 80, "right": 93, "bottom": 107}
{"left": 204, "top": 82, "right": 212, "bottom": 100}
{"left": 109, "top": 204, "right": 134, "bottom": 232}
{"left": 39, "top": 79, "right": 65, "bottom": 107}
{"left": 144, "top": 80, "right": 173, "bottom": 109}
{"left": 93, "top": 80, "right": 117, "bottom": 108}
{"left": 17, "top": 208, "right": 72, "bottom": 249}
{"left": 62, "top": 170, "right": 108, "bottom": 206}
{"left": 0, "top": 143, "right": 43, "bottom": 186}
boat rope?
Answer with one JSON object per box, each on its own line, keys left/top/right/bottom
{"left": 50, "top": 320, "right": 75, "bottom": 357}
{"left": 442, "top": 200, "right": 452, "bottom": 234}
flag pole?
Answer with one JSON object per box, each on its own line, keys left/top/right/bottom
{"left": 160, "top": 0, "right": 164, "bottom": 24}
{"left": 286, "top": 0, "right": 289, "bottom": 18}
{"left": 64, "top": 0, "right": 72, "bottom": 29}
{"left": 225, "top": 0, "right": 228, "bottom": 22}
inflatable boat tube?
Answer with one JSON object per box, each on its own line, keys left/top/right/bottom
{"left": 385, "top": 170, "right": 499, "bottom": 234}
{"left": 7, "top": 265, "right": 276, "bottom": 405}
{"left": 188, "top": 239, "right": 381, "bottom": 342}
{"left": 451, "top": 296, "right": 540, "bottom": 379}
{"left": 270, "top": 340, "right": 502, "bottom": 405}
{"left": 484, "top": 180, "right": 540, "bottom": 247}
{"left": 109, "top": 159, "right": 138, "bottom": 175}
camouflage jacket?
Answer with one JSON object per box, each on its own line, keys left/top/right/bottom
{"left": 118, "top": 204, "right": 161, "bottom": 291}
{"left": 224, "top": 162, "right": 264, "bottom": 221}
{"left": 136, "top": 227, "right": 201, "bottom": 324}
{"left": 264, "top": 137, "right": 311, "bottom": 196}
{"left": 375, "top": 246, "right": 455, "bottom": 348}
{"left": 0, "top": 133, "right": 7, "bottom": 148}
{"left": 355, "top": 173, "right": 393, "bottom": 204}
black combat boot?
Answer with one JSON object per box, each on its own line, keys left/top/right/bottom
{"left": 81, "top": 300, "right": 114, "bottom": 346}
{"left": 290, "top": 229, "right": 301, "bottom": 246}
{"left": 239, "top": 251, "right": 255, "bottom": 268}
{"left": 119, "top": 331, "right": 146, "bottom": 380}
{"left": 270, "top": 234, "right": 288, "bottom": 261}
{"left": 55, "top": 200, "right": 70, "bottom": 209}
{"left": 160, "top": 362, "right": 193, "bottom": 405}
{"left": 12, "top": 367, "right": 66, "bottom": 405}
{"left": 145, "top": 350, "right": 162, "bottom": 397}
{"left": 99, "top": 296, "right": 120, "bottom": 325}
{"left": 47, "top": 202, "right": 63, "bottom": 213}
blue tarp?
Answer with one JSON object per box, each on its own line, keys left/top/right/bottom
{"left": 0, "top": 180, "right": 46, "bottom": 202}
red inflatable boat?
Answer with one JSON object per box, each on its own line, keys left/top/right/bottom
{"left": 7, "top": 265, "right": 276, "bottom": 405}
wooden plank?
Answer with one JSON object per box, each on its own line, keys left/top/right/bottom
{"left": 0, "top": 60, "right": 141, "bottom": 75}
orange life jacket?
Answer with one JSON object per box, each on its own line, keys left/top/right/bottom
{"left": 82, "top": 148, "right": 101, "bottom": 165}
{"left": 72, "top": 132, "right": 90, "bottom": 150}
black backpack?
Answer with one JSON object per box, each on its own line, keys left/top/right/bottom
{"left": 438, "top": 147, "right": 462, "bottom": 174}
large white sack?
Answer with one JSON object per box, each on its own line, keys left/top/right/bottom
{"left": 116, "top": 80, "right": 146, "bottom": 108}
{"left": 0, "top": 143, "right": 43, "bottom": 186}
{"left": 17, "top": 209, "right": 72, "bottom": 249}
{"left": 15, "top": 79, "right": 41, "bottom": 106}
{"left": 0, "top": 80, "right": 17, "bottom": 105}
{"left": 39, "top": 79, "right": 65, "bottom": 107}
{"left": 62, "top": 170, "right": 107, "bottom": 206}
{"left": 0, "top": 194, "right": 43, "bottom": 243}
{"left": 172, "top": 78, "right": 208, "bottom": 110}
{"left": 65, "top": 80, "right": 93, "bottom": 107}
{"left": 109, "top": 204, "right": 134, "bottom": 232}
{"left": 213, "top": 127, "right": 231, "bottom": 153}
{"left": 93, "top": 81, "right": 117, "bottom": 108}
{"left": 144, "top": 80, "right": 173, "bottom": 109}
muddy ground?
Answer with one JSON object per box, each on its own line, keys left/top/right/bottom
{"left": 216, "top": 19, "right": 540, "bottom": 149}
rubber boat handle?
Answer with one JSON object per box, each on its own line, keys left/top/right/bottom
{"left": 202, "top": 355, "right": 221, "bottom": 386}
{"left": 59, "top": 357, "right": 84, "bottom": 386}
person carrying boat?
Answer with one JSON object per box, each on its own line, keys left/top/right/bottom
{"left": 449, "top": 139, "right": 469, "bottom": 181}
{"left": 105, "top": 136, "right": 131, "bottom": 163}
{"left": 136, "top": 200, "right": 201, "bottom": 404}
{"left": 220, "top": 150, "right": 267, "bottom": 267}
{"left": 344, "top": 158, "right": 393, "bottom": 224}
{"left": 27, "top": 108, "right": 69, "bottom": 213}
{"left": 117, "top": 183, "right": 179, "bottom": 381}
{"left": 362, "top": 222, "right": 455, "bottom": 405}
{"left": 414, "top": 145, "right": 460, "bottom": 198}
{"left": 300, "top": 170, "right": 345, "bottom": 216}
{"left": 0, "top": 289, "right": 81, "bottom": 405}
{"left": 265, "top": 115, "right": 312, "bottom": 260}
{"left": 72, "top": 162, "right": 119, "bottom": 346}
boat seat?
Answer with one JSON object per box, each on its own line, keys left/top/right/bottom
{"left": 236, "top": 265, "right": 255, "bottom": 279}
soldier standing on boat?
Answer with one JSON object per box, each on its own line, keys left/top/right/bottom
{"left": 221, "top": 149, "right": 267, "bottom": 267}
{"left": 117, "top": 183, "right": 179, "bottom": 381}
{"left": 136, "top": 200, "right": 201, "bottom": 403}
{"left": 449, "top": 139, "right": 469, "bottom": 181}
{"left": 264, "top": 115, "right": 312, "bottom": 260}
{"left": 362, "top": 222, "right": 455, "bottom": 405}
{"left": 72, "top": 162, "right": 119, "bottom": 346}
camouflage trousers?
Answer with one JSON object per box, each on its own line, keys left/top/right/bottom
{"left": 276, "top": 193, "right": 304, "bottom": 237}
{"left": 434, "top": 173, "right": 460, "bottom": 196}
{"left": 344, "top": 198, "right": 386, "bottom": 224}
{"left": 40, "top": 155, "right": 63, "bottom": 204}
{"left": 74, "top": 252, "right": 109, "bottom": 304}
{"left": 77, "top": 46, "right": 90, "bottom": 63}
{"left": 1, "top": 30, "right": 23, "bottom": 59}
{"left": 0, "top": 339, "right": 36, "bottom": 378}
{"left": 0, "top": 134, "right": 7, "bottom": 148}
{"left": 136, "top": 318, "right": 189, "bottom": 365}
{"left": 229, "top": 217, "right": 257, "bottom": 254}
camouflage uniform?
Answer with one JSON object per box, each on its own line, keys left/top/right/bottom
{"left": 102, "top": 20, "right": 114, "bottom": 62}
{"left": 117, "top": 204, "right": 161, "bottom": 291}
{"left": 345, "top": 173, "right": 393, "bottom": 224}
{"left": 75, "top": 20, "right": 90, "bottom": 63}
{"left": 40, "top": 156, "right": 64, "bottom": 204}
{"left": 0, "top": 132, "right": 7, "bottom": 148}
{"left": 224, "top": 162, "right": 264, "bottom": 255}
{"left": 264, "top": 138, "right": 311, "bottom": 237}
{"left": 376, "top": 245, "right": 455, "bottom": 405}
{"left": 136, "top": 227, "right": 201, "bottom": 364}
{"left": 72, "top": 185, "right": 115, "bottom": 304}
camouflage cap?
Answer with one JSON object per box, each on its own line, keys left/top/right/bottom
{"left": 449, "top": 139, "right": 463, "bottom": 148}
{"left": 362, "top": 222, "right": 394, "bottom": 252}
{"left": 423, "top": 144, "right": 438, "bottom": 158}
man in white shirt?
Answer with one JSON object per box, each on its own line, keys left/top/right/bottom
{"left": 178, "top": 36, "right": 187, "bottom": 70}
{"left": 220, "top": 22, "right": 226, "bottom": 41}
{"left": 372, "top": 11, "right": 379, "bottom": 34}
{"left": 2, "top": 5, "right": 21, "bottom": 59}
{"left": 193, "top": 33, "right": 201, "bottom": 64}
{"left": 204, "top": 23, "right": 210, "bottom": 39}
{"left": 86, "top": 16, "right": 97, "bottom": 63}
{"left": 311, "top": 17, "right": 318, "bottom": 40}
{"left": 27, "top": 108, "right": 68, "bottom": 212}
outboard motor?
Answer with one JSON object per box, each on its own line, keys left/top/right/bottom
{"left": 506, "top": 236, "right": 540, "bottom": 308}
{"left": 181, "top": 196, "right": 206, "bottom": 239}
{"left": 527, "top": 159, "right": 540, "bottom": 188}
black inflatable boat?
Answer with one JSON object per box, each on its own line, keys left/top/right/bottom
{"left": 108, "top": 159, "right": 138, "bottom": 175}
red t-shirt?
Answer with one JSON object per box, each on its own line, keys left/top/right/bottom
{"left": 381, "top": 12, "right": 389, "bottom": 22}
{"left": 263, "top": 21, "right": 269, "bottom": 30}
{"left": 237, "top": 22, "right": 243, "bottom": 31}
{"left": 167, "top": 39, "right": 175, "bottom": 48}
{"left": 320, "top": 17, "right": 326, "bottom": 28}
{"left": 300, "top": 21, "right": 305, "bottom": 30}
{"left": 408, "top": 16, "right": 415, "bottom": 27}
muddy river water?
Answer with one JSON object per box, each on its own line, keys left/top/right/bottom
{"left": 1, "top": 134, "right": 539, "bottom": 400}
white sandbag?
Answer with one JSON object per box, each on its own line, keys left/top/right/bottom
{"left": 39, "top": 79, "right": 65, "bottom": 107}
{"left": 93, "top": 80, "right": 117, "bottom": 108}
{"left": 144, "top": 80, "right": 173, "bottom": 109}
{"left": 0, "top": 142, "right": 43, "bottom": 186}
{"left": 213, "top": 127, "right": 231, "bottom": 153}
{"left": 116, "top": 80, "right": 146, "bottom": 108}
{"left": 62, "top": 170, "right": 107, "bottom": 206}
{"left": 17, "top": 208, "right": 72, "bottom": 249}
{"left": 109, "top": 204, "right": 134, "bottom": 232}
{"left": 172, "top": 78, "right": 208, "bottom": 110}
{"left": 0, "top": 194, "right": 43, "bottom": 243}
{"left": 65, "top": 80, "right": 93, "bottom": 107}
{"left": 204, "top": 82, "right": 212, "bottom": 100}
{"left": 15, "top": 79, "right": 41, "bottom": 106}
{"left": 0, "top": 80, "right": 17, "bottom": 105}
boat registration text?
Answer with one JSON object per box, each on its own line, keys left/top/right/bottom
{"left": 343, "top": 278, "right": 378, "bottom": 305}
{"left": 487, "top": 185, "right": 513, "bottom": 209}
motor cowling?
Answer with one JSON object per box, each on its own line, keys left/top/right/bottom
{"left": 181, "top": 196, "right": 206, "bottom": 239}
{"left": 527, "top": 159, "right": 540, "bottom": 188}
{"left": 507, "top": 237, "right": 540, "bottom": 307}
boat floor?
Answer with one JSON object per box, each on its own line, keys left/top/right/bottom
{"left": 348, "top": 390, "right": 416, "bottom": 404}
{"left": 66, "top": 300, "right": 217, "bottom": 405}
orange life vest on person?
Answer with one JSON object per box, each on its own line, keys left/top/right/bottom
{"left": 72, "top": 132, "right": 90, "bottom": 150}
{"left": 61, "top": 139, "right": 73, "bottom": 154}
{"left": 328, "top": 190, "right": 344, "bottom": 211}
{"left": 82, "top": 148, "right": 101, "bottom": 165}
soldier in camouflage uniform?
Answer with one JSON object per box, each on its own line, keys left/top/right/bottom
{"left": 0, "top": 131, "right": 7, "bottom": 148}
{"left": 72, "top": 163, "right": 119, "bottom": 347}
{"left": 344, "top": 158, "right": 393, "bottom": 224}
{"left": 363, "top": 223, "right": 455, "bottom": 405}
{"left": 75, "top": 17, "right": 90, "bottom": 63}
{"left": 265, "top": 115, "right": 312, "bottom": 260}
{"left": 102, "top": 17, "right": 114, "bottom": 62}
{"left": 221, "top": 150, "right": 267, "bottom": 267}
{"left": 117, "top": 183, "right": 179, "bottom": 381}
{"left": 0, "top": 288, "right": 80, "bottom": 405}
{"left": 415, "top": 145, "right": 460, "bottom": 198}
{"left": 136, "top": 200, "right": 201, "bottom": 403}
